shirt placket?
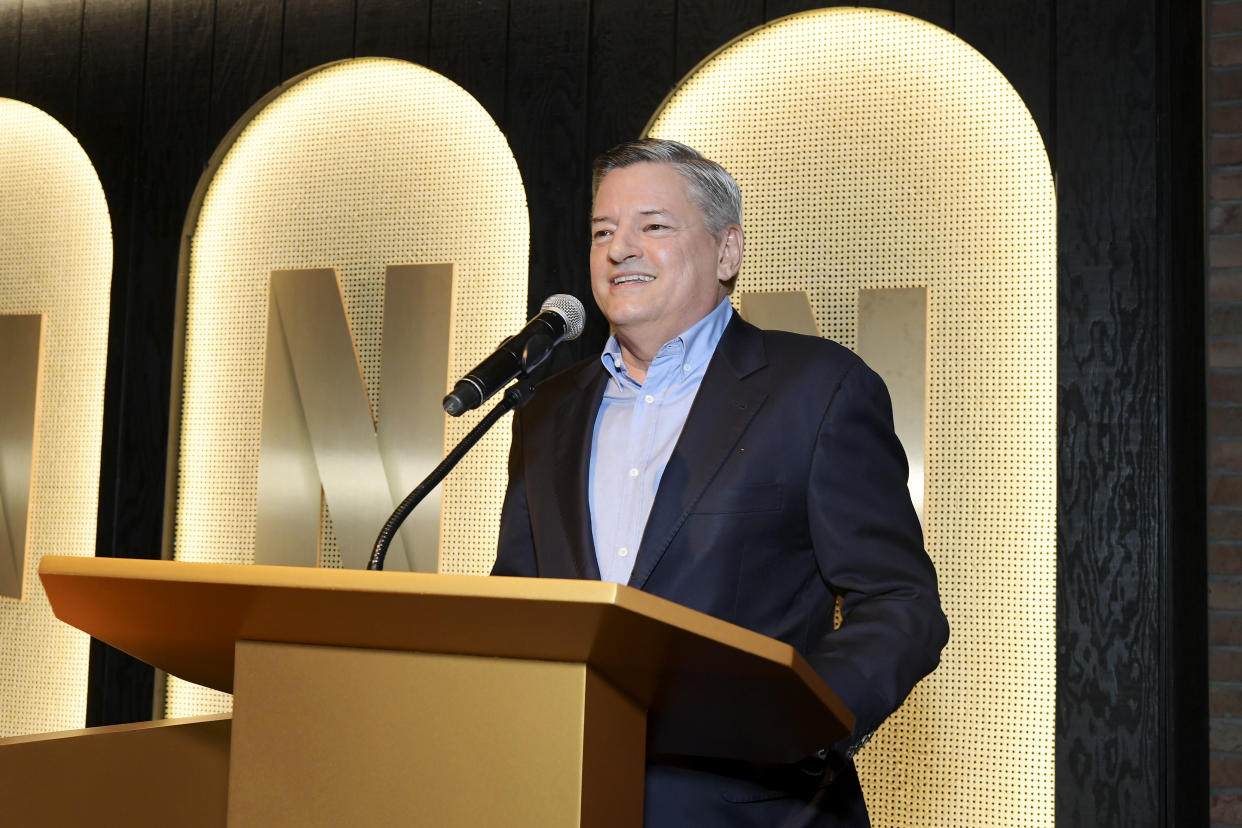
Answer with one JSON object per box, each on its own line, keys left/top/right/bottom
{"left": 614, "top": 381, "right": 651, "bottom": 572}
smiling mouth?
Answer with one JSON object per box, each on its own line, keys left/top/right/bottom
{"left": 612, "top": 274, "right": 654, "bottom": 286}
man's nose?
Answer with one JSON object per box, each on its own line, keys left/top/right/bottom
{"left": 608, "top": 227, "right": 640, "bottom": 262}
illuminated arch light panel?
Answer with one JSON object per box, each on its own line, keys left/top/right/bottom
{"left": 649, "top": 9, "right": 1055, "bottom": 827}
{"left": 0, "top": 98, "right": 112, "bottom": 738}
{"left": 172, "top": 58, "right": 529, "bottom": 716}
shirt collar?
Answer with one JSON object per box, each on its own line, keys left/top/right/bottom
{"left": 600, "top": 297, "right": 734, "bottom": 386}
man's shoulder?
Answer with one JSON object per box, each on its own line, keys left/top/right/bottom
{"left": 520, "top": 354, "right": 603, "bottom": 419}
{"left": 759, "top": 326, "right": 857, "bottom": 361}
{"left": 725, "top": 315, "right": 863, "bottom": 373}
{"left": 534, "top": 354, "right": 601, "bottom": 394}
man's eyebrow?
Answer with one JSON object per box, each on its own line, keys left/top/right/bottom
{"left": 591, "top": 208, "right": 669, "bottom": 224}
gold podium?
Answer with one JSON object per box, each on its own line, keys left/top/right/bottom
{"left": 27, "top": 555, "right": 853, "bottom": 827}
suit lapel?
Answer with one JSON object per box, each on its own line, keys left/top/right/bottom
{"left": 548, "top": 362, "right": 607, "bottom": 580}
{"left": 627, "top": 316, "right": 769, "bottom": 589}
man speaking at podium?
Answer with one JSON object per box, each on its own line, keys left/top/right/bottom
{"left": 493, "top": 138, "right": 948, "bottom": 826}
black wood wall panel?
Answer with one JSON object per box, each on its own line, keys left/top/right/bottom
{"left": 354, "top": 0, "right": 430, "bottom": 62}
{"left": 283, "top": 0, "right": 356, "bottom": 78}
{"left": 675, "top": 0, "right": 764, "bottom": 80}
{"left": 1053, "top": 0, "right": 1190, "bottom": 821}
{"left": 77, "top": 0, "right": 151, "bottom": 727}
{"left": 0, "top": 0, "right": 1203, "bottom": 824}
{"left": 15, "top": 0, "right": 82, "bottom": 130}
{"left": 0, "top": 2, "right": 19, "bottom": 96}
{"left": 87, "top": 0, "right": 217, "bottom": 727}
{"left": 426, "top": 0, "right": 508, "bottom": 130}
{"left": 766, "top": 0, "right": 953, "bottom": 30}
{"left": 1160, "top": 0, "right": 1209, "bottom": 820}
{"left": 586, "top": 0, "right": 675, "bottom": 159}
{"left": 505, "top": 0, "right": 594, "bottom": 362}
{"left": 209, "top": 0, "right": 283, "bottom": 144}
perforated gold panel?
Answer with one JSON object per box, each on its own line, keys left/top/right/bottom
{"left": 0, "top": 99, "right": 112, "bottom": 737}
{"left": 170, "top": 59, "right": 528, "bottom": 715}
{"left": 649, "top": 9, "right": 1055, "bottom": 826}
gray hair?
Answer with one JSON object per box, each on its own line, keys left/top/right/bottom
{"left": 591, "top": 138, "right": 743, "bottom": 238}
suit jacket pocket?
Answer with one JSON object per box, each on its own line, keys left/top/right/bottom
{"left": 719, "top": 780, "right": 806, "bottom": 804}
{"left": 716, "top": 760, "right": 827, "bottom": 804}
{"left": 693, "top": 483, "right": 783, "bottom": 515}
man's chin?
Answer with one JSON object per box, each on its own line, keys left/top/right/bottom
{"left": 598, "top": 297, "right": 654, "bottom": 327}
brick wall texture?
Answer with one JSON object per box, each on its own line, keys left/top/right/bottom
{"left": 1213, "top": 3, "right": 1242, "bottom": 824}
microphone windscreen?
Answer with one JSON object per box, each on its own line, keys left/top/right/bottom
{"left": 540, "top": 294, "right": 586, "bottom": 340}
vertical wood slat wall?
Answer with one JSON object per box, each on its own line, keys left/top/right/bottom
{"left": 0, "top": 0, "right": 1204, "bottom": 824}
{"left": 1056, "top": 1, "right": 1171, "bottom": 822}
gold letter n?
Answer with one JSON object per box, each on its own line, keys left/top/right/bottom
{"left": 256, "top": 266, "right": 452, "bottom": 571}
{"left": 0, "top": 314, "right": 41, "bottom": 599}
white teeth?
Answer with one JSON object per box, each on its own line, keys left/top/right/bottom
{"left": 612, "top": 274, "right": 654, "bottom": 285}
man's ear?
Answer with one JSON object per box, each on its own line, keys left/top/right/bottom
{"left": 717, "top": 224, "right": 744, "bottom": 283}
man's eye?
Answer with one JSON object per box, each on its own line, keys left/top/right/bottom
{"left": 592, "top": 229, "right": 612, "bottom": 241}
{"left": 645, "top": 224, "right": 668, "bottom": 232}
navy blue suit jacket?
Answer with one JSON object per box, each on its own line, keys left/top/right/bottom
{"left": 493, "top": 314, "right": 948, "bottom": 827}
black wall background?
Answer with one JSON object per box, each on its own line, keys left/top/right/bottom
{"left": 0, "top": 0, "right": 1205, "bottom": 824}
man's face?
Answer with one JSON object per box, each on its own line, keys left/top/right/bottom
{"left": 590, "top": 162, "right": 740, "bottom": 351}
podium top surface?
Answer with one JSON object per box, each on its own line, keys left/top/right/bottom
{"left": 40, "top": 555, "right": 852, "bottom": 762}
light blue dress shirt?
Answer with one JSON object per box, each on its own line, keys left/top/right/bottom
{"left": 588, "top": 298, "right": 733, "bottom": 584}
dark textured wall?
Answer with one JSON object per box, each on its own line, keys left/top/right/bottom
{"left": 0, "top": 1, "right": 1204, "bottom": 824}
{"left": 1203, "top": 1, "right": 1242, "bottom": 823}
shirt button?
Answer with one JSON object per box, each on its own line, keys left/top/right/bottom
{"left": 629, "top": 467, "right": 639, "bottom": 477}
{"left": 683, "top": 363, "right": 692, "bottom": 372}
{"left": 618, "top": 547, "right": 629, "bottom": 557}
{"left": 644, "top": 394, "right": 655, "bottom": 404}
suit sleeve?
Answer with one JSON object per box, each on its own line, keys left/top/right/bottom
{"left": 805, "top": 360, "right": 949, "bottom": 744}
{"left": 492, "top": 411, "right": 539, "bottom": 577}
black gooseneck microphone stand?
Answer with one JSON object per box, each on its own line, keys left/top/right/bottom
{"left": 366, "top": 375, "right": 537, "bottom": 571}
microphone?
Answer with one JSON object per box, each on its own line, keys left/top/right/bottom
{"left": 442, "top": 294, "right": 585, "bottom": 416}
